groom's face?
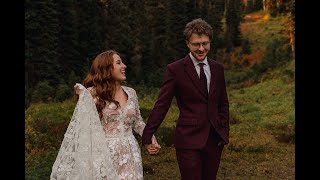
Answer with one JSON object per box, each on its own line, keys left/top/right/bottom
{"left": 186, "top": 33, "right": 211, "bottom": 61}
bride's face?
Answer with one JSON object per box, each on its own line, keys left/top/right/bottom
{"left": 111, "top": 54, "right": 127, "bottom": 82}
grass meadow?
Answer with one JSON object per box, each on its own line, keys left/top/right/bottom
{"left": 25, "top": 60, "right": 295, "bottom": 179}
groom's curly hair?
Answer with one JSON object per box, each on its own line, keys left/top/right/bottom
{"left": 183, "top": 18, "right": 213, "bottom": 41}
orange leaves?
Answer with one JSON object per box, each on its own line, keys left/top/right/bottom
{"left": 229, "top": 48, "right": 264, "bottom": 68}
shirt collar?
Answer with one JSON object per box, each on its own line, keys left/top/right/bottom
{"left": 189, "top": 52, "right": 208, "bottom": 67}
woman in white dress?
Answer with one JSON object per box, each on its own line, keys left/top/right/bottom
{"left": 50, "top": 50, "right": 161, "bottom": 180}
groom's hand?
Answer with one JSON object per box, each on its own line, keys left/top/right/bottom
{"left": 145, "top": 136, "right": 161, "bottom": 155}
{"left": 145, "top": 144, "right": 160, "bottom": 155}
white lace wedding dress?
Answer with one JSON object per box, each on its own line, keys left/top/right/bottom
{"left": 50, "top": 84, "right": 149, "bottom": 180}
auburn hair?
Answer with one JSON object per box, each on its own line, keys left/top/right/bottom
{"left": 83, "top": 50, "right": 121, "bottom": 119}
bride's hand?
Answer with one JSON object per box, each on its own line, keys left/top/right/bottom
{"left": 152, "top": 136, "right": 161, "bottom": 149}
{"left": 145, "top": 136, "right": 161, "bottom": 155}
{"left": 145, "top": 144, "right": 160, "bottom": 155}
{"left": 73, "top": 83, "right": 82, "bottom": 100}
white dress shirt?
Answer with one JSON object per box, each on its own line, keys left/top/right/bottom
{"left": 189, "top": 52, "right": 211, "bottom": 93}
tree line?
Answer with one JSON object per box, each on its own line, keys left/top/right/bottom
{"left": 25, "top": 0, "right": 293, "bottom": 107}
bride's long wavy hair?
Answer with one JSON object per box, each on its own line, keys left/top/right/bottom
{"left": 83, "top": 50, "right": 121, "bottom": 119}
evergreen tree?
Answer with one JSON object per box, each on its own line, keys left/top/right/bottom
{"left": 205, "top": 0, "right": 225, "bottom": 58}
{"left": 225, "top": 0, "right": 242, "bottom": 52}
{"left": 253, "top": 0, "right": 264, "bottom": 11}
{"left": 56, "top": 0, "right": 82, "bottom": 79}
{"left": 144, "top": 0, "right": 169, "bottom": 86}
{"left": 125, "top": 0, "right": 148, "bottom": 83}
{"left": 76, "top": 0, "right": 108, "bottom": 69}
{"left": 25, "top": 0, "right": 61, "bottom": 92}
{"left": 166, "top": 0, "right": 189, "bottom": 62}
{"left": 265, "top": 0, "right": 278, "bottom": 16}
{"left": 26, "top": 0, "right": 109, "bottom": 103}
{"left": 192, "top": 0, "right": 207, "bottom": 18}
{"left": 103, "top": 0, "right": 134, "bottom": 84}
{"left": 245, "top": 0, "right": 254, "bottom": 13}
{"left": 104, "top": 0, "right": 130, "bottom": 52}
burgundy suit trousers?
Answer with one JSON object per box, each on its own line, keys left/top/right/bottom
{"left": 175, "top": 127, "right": 224, "bottom": 180}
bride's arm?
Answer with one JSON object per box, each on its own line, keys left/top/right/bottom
{"left": 132, "top": 89, "right": 161, "bottom": 154}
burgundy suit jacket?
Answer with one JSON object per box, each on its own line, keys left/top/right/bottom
{"left": 142, "top": 54, "right": 230, "bottom": 149}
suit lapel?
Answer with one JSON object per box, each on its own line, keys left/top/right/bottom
{"left": 208, "top": 59, "right": 217, "bottom": 96}
{"left": 183, "top": 55, "right": 207, "bottom": 97}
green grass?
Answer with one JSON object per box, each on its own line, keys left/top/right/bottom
{"left": 224, "top": 60, "right": 295, "bottom": 179}
{"left": 25, "top": 99, "right": 76, "bottom": 125}
{"left": 230, "top": 78, "right": 294, "bottom": 125}
{"left": 25, "top": 71, "right": 294, "bottom": 180}
{"left": 241, "top": 10, "right": 288, "bottom": 52}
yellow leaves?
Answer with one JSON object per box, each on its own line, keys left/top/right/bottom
{"left": 262, "top": 13, "right": 270, "bottom": 21}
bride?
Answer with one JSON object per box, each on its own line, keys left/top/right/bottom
{"left": 50, "top": 50, "right": 160, "bottom": 180}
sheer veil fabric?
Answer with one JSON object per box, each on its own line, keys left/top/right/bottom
{"left": 50, "top": 84, "right": 119, "bottom": 180}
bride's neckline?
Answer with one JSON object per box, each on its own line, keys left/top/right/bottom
{"left": 116, "top": 86, "right": 128, "bottom": 111}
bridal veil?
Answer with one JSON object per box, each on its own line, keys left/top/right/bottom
{"left": 50, "top": 84, "right": 119, "bottom": 180}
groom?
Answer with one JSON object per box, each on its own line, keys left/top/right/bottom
{"left": 142, "top": 18, "right": 230, "bottom": 180}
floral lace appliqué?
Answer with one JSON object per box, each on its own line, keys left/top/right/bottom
{"left": 100, "top": 86, "right": 146, "bottom": 180}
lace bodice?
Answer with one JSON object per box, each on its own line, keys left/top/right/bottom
{"left": 88, "top": 86, "right": 146, "bottom": 180}
{"left": 90, "top": 86, "right": 145, "bottom": 138}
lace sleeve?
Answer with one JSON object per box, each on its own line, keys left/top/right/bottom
{"left": 131, "top": 90, "right": 158, "bottom": 144}
{"left": 132, "top": 90, "right": 146, "bottom": 136}
{"left": 50, "top": 84, "right": 119, "bottom": 180}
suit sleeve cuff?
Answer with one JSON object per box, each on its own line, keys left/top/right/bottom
{"left": 142, "top": 134, "right": 152, "bottom": 145}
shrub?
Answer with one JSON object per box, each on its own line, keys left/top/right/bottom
{"left": 55, "top": 83, "right": 72, "bottom": 102}
{"left": 241, "top": 38, "right": 251, "bottom": 54}
{"left": 25, "top": 150, "right": 58, "bottom": 180}
{"left": 67, "top": 70, "right": 82, "bottom": 87}
{"left": 25, "top": 86, "right": 32, "bottom": 109}
{"left": 31, "top": 81, "right": 55, "bottom": 103}
{"left": 252, "top": 37, "right": 291, "bottom": 75}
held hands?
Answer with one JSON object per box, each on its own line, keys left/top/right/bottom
{"left": 145, "top": 136, "right": 161, "bottom": 155}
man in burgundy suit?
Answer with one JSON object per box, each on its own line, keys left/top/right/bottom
{"left": 142, "top": 18, "right": 230, "bottom": 180}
